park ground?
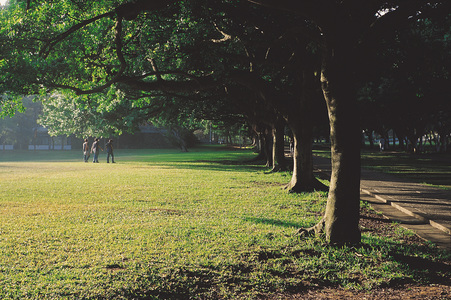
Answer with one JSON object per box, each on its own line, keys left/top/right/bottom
{"left": 0, "top": 146, "right": 450, "bottom": 299}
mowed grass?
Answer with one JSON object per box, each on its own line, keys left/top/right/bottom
{"left": 0, "top": 146, "right": 449, "bottom": 299}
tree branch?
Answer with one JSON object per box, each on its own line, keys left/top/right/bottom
{"left": 120, "top": 76, "right": 221, "bottom": 94}
{"left": 45, "top": 14, "right": 127, "bottom": 95}
{"left": 211, "top": 23, "right": 233, "bottom": 43}
{"left": 113, "top": 14, "right": 127, "bottom": 80}
{"left": 147, "top": 57, "right": 162, "bottom": 81}
{"left": 40, "top": 11, "right": 114, "bottom": 58}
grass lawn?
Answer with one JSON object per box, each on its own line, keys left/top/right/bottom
{"left": 0, "top": 146, "right": 449, "bottom": 299}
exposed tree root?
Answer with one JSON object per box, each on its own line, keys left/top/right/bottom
{"left": 295, "top": 218, "right": 325, "bottom": 237}
{"left": 267, "top": 165, "right": 290, "bottom": 173}
{"left": 296, "top": 218, "right": 362, "bottom": 246}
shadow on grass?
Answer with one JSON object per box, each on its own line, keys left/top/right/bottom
{"left": 115, "top": 240, "right": 451, "bottom": 300}
{"left": 243, "top": 216, "right": 303, "bottom": 229}
{"left": 152, "top": 159, "right": 268, "bottom": 173}
{"left": 388, "top": 250, "right": 451, "bottom": 285}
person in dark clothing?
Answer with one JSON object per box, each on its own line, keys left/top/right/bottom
{"left": 91, "top": 138, "right": 102, "bottom": 163}
{"left": 106, "top": 139, "right": 115, "bottom": 163}
{"left": 82, "top": 138, "right": 90, "bottom": 162}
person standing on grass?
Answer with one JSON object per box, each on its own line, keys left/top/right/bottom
{"left": 106, "top": 139, "right": 115, "bottom": 163}
{"left": 91, "top": 138, "right": 102, "bottom": 163}
{"left": 82, "top": 138, "right": 90, "bottom": 162}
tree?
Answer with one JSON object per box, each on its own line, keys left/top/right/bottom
{"left": 0, "top": 96, "right": 40, "bottom": 149}
{"left": 359, "top": 16, "right": 451, "bottom": 153}
{"left": 39, "top": 92, "right": 123, "bottom": 138}
{"left": 249, "top": 0, "right": 451, "bottom": 243}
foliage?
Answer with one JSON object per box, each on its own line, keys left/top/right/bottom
{"left": 0, "top": 94, "right": 25, "bottom": 118}
{"left": 0, "top": 0, "right": 260, "bottom": 144}
{"left": 0, "top": 96, "right": 40, "bottom": 148}
{"left": 358, "top": 15, "right": 451, "bottom": 150}
{"left": 37, "top": 89, "right": 151, "bottom": 138}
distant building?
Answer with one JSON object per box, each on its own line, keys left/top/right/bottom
{"left": 26, "top": 124, "right": 173, "bottom": 150}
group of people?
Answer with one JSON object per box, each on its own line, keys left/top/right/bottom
{"left": 82, "top": 138, "right": 115, "bottom": 163}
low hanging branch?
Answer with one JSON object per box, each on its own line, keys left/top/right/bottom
{"left": 45, "top": 14, "right": 126, "bottom": 95}
{"left": 120, "top": 75, "right": 222, "bottom": 95}
{"left": 40, "top": 11, "right": 114, "bottom": 58}
{"left": 39, "top": 0, "right": 178, "bottom": 95}
{"left": 40, "top": 0, "right": 178, "bottom": 57}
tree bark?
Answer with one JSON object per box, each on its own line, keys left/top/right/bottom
{"left": 271, "top": 118, "right": 289, "bottom": 172}
{"left": 285, "top": 70, "right": 327, "bottom": 192}
{"left": 366, "top": 130, "right": 374, "bottom": 149}
{"left": 250, "top": 130, "right": 269, "bottom": 163}
{"left": 320, "top": 37, "right": 362, "bottom": 244}
{"left": 264, "top": 130, "right": 273, "bottom": 167}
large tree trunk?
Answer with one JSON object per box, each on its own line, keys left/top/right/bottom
{"left": 366, "top": 130, "right": 374, "bottom": 148}
{"left": 285, "top": 126, "right": 327, "bottom": 192}
{"left": 271, "top": 118, "right": 289, "bottom": 172}
{"left": 319, "top": 38, "right": 362, "bottom": 244}
{"left": 251, "top": 132, "right": 266, "bottom": 161}
{"left": 264, "top": 130, "right": 273, "bottom": 167}
{"left": 285, "top": 71, "right": 327, "bottom": 192}
{"left": 251, "top": 129, "right": 272, "bottom": 165}
{"left": 439, "top": 134, "right": 448, "bottom": 153}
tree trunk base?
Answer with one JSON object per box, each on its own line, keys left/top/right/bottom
{"left": 296, "top": 218, "right": 361, "bottom": 245}
{"left": 269, "top": 165, "right": 290, "bottom": 173}
{"left": 284, "top": 178, "right": 328, "bottom": 193}
{"left": 296, "top": 218, "right": 361, "bottom": 246}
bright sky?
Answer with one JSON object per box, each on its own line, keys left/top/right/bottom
{"left": 0, "top": 0, "right": 7, "bottom": 6}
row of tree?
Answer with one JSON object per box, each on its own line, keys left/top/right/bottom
{"left": 0, "top": 96, "right": 41, "bottom": 149}
{"left": 0, "top": 0, "right": 450, "bottom": 244}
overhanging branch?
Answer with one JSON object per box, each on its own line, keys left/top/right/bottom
{"left": 120, "top": 76, "right": 221, "bottom": 94}
{"left": 40, "top": 11, "right": 114, "bottom": 58}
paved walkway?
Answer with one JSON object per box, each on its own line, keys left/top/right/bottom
{"left": 313, "top": 156, "right": 451, "bottom": 250}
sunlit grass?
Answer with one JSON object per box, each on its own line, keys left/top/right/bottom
{"left": 0, "top": 146, "right": 449, "bottom": 299}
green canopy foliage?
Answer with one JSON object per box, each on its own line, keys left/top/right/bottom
{"left": 0, "top": 0, "right": 449, "bottom": 148}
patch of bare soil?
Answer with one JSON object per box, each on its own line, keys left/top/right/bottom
{"left": 270, "top": 284, "right": 451, "bottom": 299}
{"left": 359, "top": 207, "right": 426, "bottom": 245}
